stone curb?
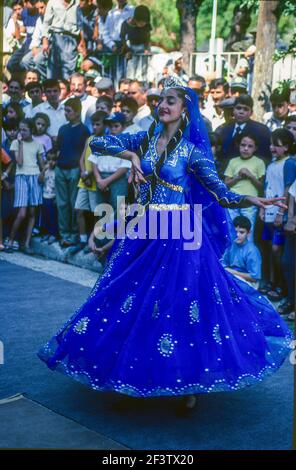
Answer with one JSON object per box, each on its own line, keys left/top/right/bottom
{"left": 31, "top": 237, "right": 103, "bottom": 273}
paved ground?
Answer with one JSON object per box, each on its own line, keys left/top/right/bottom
{"left": 0, "top": 253, "right": 294, "bottom": 450}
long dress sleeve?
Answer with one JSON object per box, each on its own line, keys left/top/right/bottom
{"left": 189, "top": 147, "right": 246, "bottom": 208}
{"left": 89, "top": 131, "right": 146, "bottom": 157}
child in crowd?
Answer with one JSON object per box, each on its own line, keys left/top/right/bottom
{"left": 5, "top": 118, "right": 44, "bottom": 254}
{"left": 38, "top": 147, "right": 59, "bottom": 244}
{"left": 224, "top": 132, "right": 266, "bottom": 241}
{"left": 104, "top": 111, "right": 126, "bottom": 136}
{"left": 24, "top": 82, "right": 43, "bottom": 117}
{"left": 284, "top": 115, "right": 296, "bottom": 147}
{"left": 89, "top": 198, "right": 128, "bottom": 258}
{"left": 96, "top": 96, "right": 113, "bottom": 115}
{"left": 120, "top": 5, "right": 151, "bottom": 81}
{"left": 222, "top": 215, "right": 262, "bottom": 285}
{"left": 71, "top": 111, "right": 108, "bottom": 253}
{"left": 2, "top": 118, "right": 19, "bottom": 154}
{"left": 259, "top": 128, "right": 295, "bottom": 301}
{"left": 33, "top": 113, "right": 53, "bottom": 161}
{"left": 120, "top": 96, "right": 142, "bottom": 134}
{"left": 2, "top": 119, "right": 19, "bottom": 244}
{"left": 4, "top": 102, "right": 25, "bottom": 123}
{"left": 88, "top": 112, "right": 131, "bottom": 242}
{"left": 55, "top": 97, "right": 90, "bottom": 247}
{"left": 113, "top": 91, "right": 125, "bottom": 113}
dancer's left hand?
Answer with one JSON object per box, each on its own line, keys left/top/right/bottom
{"left": 245, "top": 196, "right": 287, "bottom": 210}
{"left": 128, "top": 154, "right": 147, "bottom": 184}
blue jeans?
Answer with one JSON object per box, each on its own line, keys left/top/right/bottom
{"left": 228, "top": 206, "right": 258, "bottom": 241}
{"left": 20, "top": 50, "right": 47, "bottom": 80}
{"left": 47, "top": 32, "right": 78, "bottom": 79}
{"left": 7, "top": 43, "right": 29, "bottom": 73}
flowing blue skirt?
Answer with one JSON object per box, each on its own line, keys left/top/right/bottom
{"left": 38, "top": 209, "right": 293, "bottom": 397}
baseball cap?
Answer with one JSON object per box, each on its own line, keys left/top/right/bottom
{"left": 219, "top": 97, "right": 236, "bottom": 109}
{"left": 230, "top": 77, "right": 248, "bottom": 90}
{"left": 104, "top": 112, "right": 126, "bottom": 124}
{"left": 95, "top": 77, "right": 114, "bottom": 90}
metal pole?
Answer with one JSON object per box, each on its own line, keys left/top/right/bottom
{"left": 209, "top": 0, "right": 218, "bottom": 74}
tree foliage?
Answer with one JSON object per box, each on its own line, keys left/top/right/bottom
{"left": 130, "top": 0, "right": 294, "bottom": 52}
{"left": 240, "top": 0, "right": 295, "bottom": 59}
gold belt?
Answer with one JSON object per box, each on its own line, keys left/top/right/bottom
{"left": 149, "top": 204, "right": 190, "bottom": 211}
{"left": 145, "top": 174, "right": 183, "bottom": 193}
{"left": 156, "top": 176, "right": 184, "bottom": 193}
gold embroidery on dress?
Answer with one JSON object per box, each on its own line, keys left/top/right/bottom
{"left": 149, "top": 204, "right": 189, "bottom": 211}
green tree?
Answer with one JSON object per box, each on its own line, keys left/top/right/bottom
{"left": 251, "top": 0, "right": 280, "bottom": 121}
{"left": 176, "top": 0, "right": 204, "bottom": 70}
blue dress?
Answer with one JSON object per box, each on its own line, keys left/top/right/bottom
{"left": 38, "top": 132, "right": 292, "bottom": 397}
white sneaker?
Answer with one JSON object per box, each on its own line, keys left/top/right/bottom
{"left": 12, "top": 240, "right": 19, "bottom": 250}
{"left": 287, "top": 311, "right": 295, "bottom": 321}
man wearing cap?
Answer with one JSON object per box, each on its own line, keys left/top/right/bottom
{"left": 166, "top": 52, "right": 189, "bottom": 86}
{"left": 229, "top": 77, "right": 248, "bottom": 97}
{"left": 95, "top": 77, "right": 115, "bottom": 99}
{"left": 234, "top": 58, "right": 249, "bottom": 79}
{"left": 138, "top": 88, "right": 161, "bottom": 131}
{"left": 42, "top": 0, "right": 86, "bottom": 79}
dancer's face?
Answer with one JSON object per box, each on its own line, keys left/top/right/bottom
{"left": 158, "top": 89, "right": 185, "bottom": 124}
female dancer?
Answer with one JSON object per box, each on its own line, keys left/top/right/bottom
{"left": 38, "top": 78, "right": 292, "bottom": 410}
